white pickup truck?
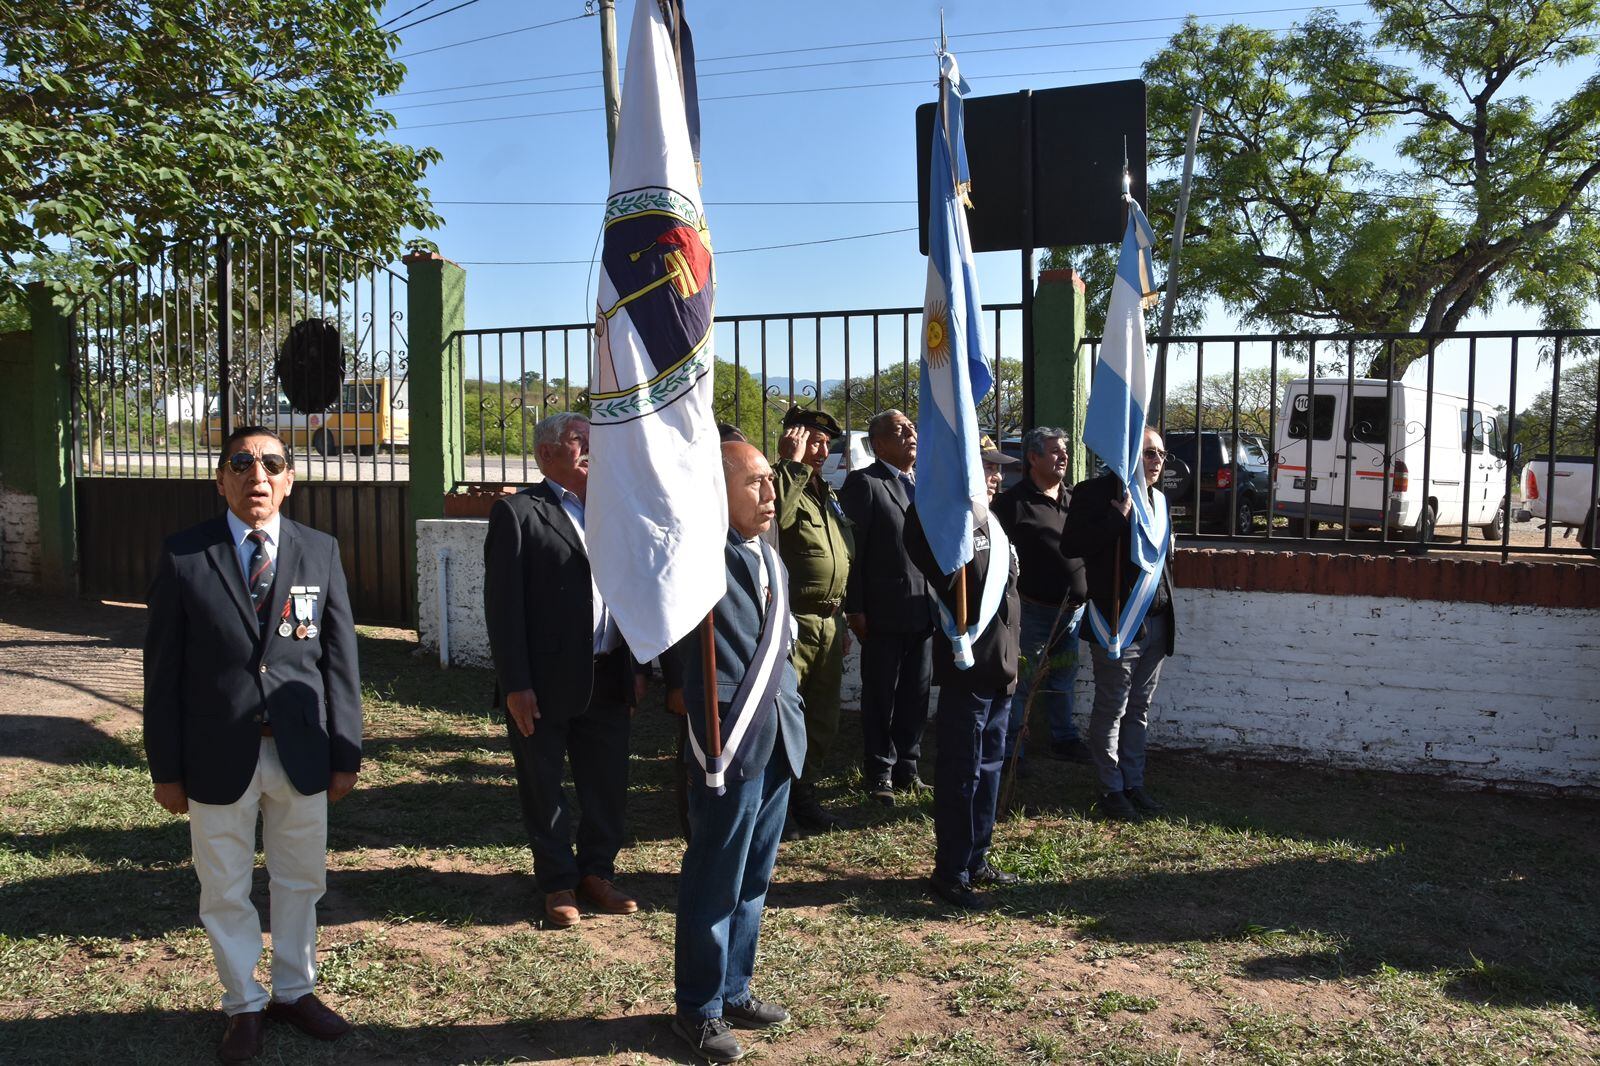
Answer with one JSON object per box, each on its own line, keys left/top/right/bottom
{"left": 1521, "top": 452, "right": 1599, "bottom": 547}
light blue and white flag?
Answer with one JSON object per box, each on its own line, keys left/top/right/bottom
{"left": 1081, "top": 198, "right": 1171, "bottom": 658}
{"left": 587, "top": 0, "right": 726, "bottom": 664}
{"left": 917, "top": 49, "right": 997, "bottom": 669}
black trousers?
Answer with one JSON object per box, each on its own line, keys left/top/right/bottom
{"left": 859, "top": 627, "right": 933, "bottom": 785}
{"left": 505, "top": 693, "right": 631, "bottom": 895}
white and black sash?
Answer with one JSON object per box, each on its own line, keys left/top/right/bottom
{"left": 933, "top": 518, "right": 1011, "bottom": 670}
{"left": 686, "top": 538, "right": 792, "bottom": 793}
{"left": 1085, "top": 485, "right": 1171, "bottom": 660}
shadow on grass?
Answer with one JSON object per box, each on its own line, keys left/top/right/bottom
{"left": 0, "top": 1008, "right": 695, "bottom": 1065}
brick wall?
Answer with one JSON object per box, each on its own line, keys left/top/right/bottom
{"left": 0, "top": 488, "right": 41, "bottom": 586}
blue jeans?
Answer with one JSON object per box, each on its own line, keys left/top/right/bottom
{"left": 1005, "top": 599, "right": 1084, "bottom": 758}
{"left": 933, "top": 684, "right": 1010, "bottom": 886}
{"left": 675, "top": 737, "right": 791, "bottom": 1020}
{"left": 1088, "top": 613, "right": 1168, "bottom": 793}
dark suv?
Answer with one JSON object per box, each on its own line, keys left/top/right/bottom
{"left": 1159, "top": 431, "right": 1270, "bottom": 534}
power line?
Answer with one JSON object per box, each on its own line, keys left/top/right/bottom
{"left": 387, "top": 33, "right": 1191, "bottom": 112}
{"left": 436, "top": 199, "right": 917, "bottom": 206}
{"left": 394, "top": 63, "right": 1142, "bottom": 130}
{"left": 383, "top": 3, "right": 1361, "bottom": 96}
{"left": 395, "top": 13, "right": 590, "bottom": 60}
{"left": 389, "top": 0, "right": 489, "bottom": 35}
{"left": 379, "top": 0, "right": 449, "bottom": 30}
{"left": 456, "top": 226, "right": 919, "bottom": 265}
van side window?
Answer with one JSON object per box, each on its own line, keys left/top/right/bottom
{"left": 1461, "top": 409, "right": 1490, "bottom": 453}
{"left": 1347, "top": 397, "right": 1388, "bottom": 444}
{"left": 1287, "top": 394, "right": 1335, "bottom": 440}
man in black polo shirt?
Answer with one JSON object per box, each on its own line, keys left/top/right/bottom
{"left": 991, "top": 426, "right": 1091, "bottom": 771}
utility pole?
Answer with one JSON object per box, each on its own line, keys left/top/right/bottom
{"left": 599, "top": 0, "right": 622, "bottom": 165}
{"left": 1151, "top": 105, "right": 1203, "bottom": 426}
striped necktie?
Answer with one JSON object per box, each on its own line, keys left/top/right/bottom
{"left": 246, "top": 530, "right": 275, "bottom": 615}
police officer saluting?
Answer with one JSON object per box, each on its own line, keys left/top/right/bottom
{"left": 773, "top": 405, "right": 855, "bottom": 836}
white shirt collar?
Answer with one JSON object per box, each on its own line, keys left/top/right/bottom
{"left": 877, "top": 457, "right": 913, "bottom": 480}
{"left": 226, "top": 509, "right": 281, "bottom": 547}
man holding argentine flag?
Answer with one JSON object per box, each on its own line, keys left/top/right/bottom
{"left": 901, "top": 41, "right": 1023, "bottom": 911}
{"left": 1063, "top": 198, "right": 1179, "bottom": 824}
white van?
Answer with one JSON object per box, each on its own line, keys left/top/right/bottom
{"left": 1271, "top": 378, "right": 1512, "bottom": 539}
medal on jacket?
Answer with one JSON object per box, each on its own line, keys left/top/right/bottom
{"left": 290, "top": 586, "right": 320, "bottom": 639}
{"left": 276, "top": 597, "right": 293, "bottom": 638}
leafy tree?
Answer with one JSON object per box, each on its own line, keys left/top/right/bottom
{"left": 1512, "top": 354, "right": 1598, "bottom": 455}
{"left": 1162, "top": 366, "right": 1288, "bottom": 437}
{"left": 0, "top": 0, "right": 441, "bottom": 302}
{"left": 817, "top": 357, "right": 1025, "bottom": 439}
{"left": 1047, "top": 0, "right": 1600, "bottom": 374}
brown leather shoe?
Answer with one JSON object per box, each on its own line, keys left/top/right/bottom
{"left": 265, "top": 992, "right": 351, "bottom": 1041}
{"left": 218, "top": 1010, "right": 264, "bottom": 1061}
{"left": 577, "top": 874, "right": 638, "bottom": 915}
{"left": 544, "top": 888, "right": 581, "bottom": 927}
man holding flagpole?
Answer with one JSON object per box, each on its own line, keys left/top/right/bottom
{"left": 1068, "top": 196, "right": 1178, "bottom": 822}
{"left": 909, "top": 40, "right": 1026, "bottom": 908}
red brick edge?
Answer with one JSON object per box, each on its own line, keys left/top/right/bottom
{"left": 1172, "top": 549, "right": 1600, "bottom": 609}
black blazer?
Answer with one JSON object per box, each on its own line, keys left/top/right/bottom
{"left": 143, "top": 515, "right": 362, "bottom": 806}
{"left": 483, "top": 483, "right": 635, "bottom": 717}
{"left": 903, "top": 506, "right": 1022, "bottom": 694}
{"left": 839, "top": 463, "right": 937, "bottom": 634}
{"left": 1060, "top": 473, "right": 1177, "bottom": 656}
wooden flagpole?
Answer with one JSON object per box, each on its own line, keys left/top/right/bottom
{"left": 701, "top": 610, "right": 721, "bottom": 764}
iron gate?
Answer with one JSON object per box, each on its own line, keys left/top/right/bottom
{"left": 70, "top": 236, "right": 413, "bottom": 624}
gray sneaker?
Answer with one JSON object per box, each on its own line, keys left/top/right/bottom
{"left": 672, "top": 1015, "right": 744, "bottom": 1063}
{"left": 724, "top": 995, "right": 789, "bottom": 1028}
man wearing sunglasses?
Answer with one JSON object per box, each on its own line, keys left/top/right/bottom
{"left": 1061, "top": 426, "right": 1177, "bottom": 822}
{"left": 144, "top": 426, "right": 362, "bottom": 1062}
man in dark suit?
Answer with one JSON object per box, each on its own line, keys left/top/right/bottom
{"left": 484, "top": 412, "right": 642, "bottom": 929}
{"left": 144, "top": 426, "right": 362, "bottom": 1062}
{"left": 903, "top": 437, "right": 1023, "bottom": 910}
{"left": 840, "top": 408, "right": 937, "bottom": 805}
{"left": 1061, "top": 426, "right": 1177, "bottom": 821}
{"left": 670, "top": 441, "right": 807, "bottom": 1064}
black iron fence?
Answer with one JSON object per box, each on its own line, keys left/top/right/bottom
{"left": 68, "top": 236, "right": 415, "bottom": 623}
{"left": 71, "top": 235, "right": 410, "bottom": 482}
{"left": 1086, "top": 329, "right": 1600, "bottom": 559}
{"left": 451, "top": 308, "right": 1597, "bottom": 561}
{"left": 448, "top": 303, "right": 1027, "bottom": 486}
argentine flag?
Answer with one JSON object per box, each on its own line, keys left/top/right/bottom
{"left": 917, "top": 49, "right": 994, "bottom": 581}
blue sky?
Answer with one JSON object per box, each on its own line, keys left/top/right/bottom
{"left": 378, "top": 0, "right": 1592, "bottom": 411}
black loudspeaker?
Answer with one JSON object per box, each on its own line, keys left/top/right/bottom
{"left": 276, "top": 318, "right": 345, "bottom": 414}
{"left": 916, "top": 79, "right": 1148, "bottom": 253}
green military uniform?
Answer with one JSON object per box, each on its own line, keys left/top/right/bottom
{"left": 774, "top": 458, "right": 855, "bottom": 773}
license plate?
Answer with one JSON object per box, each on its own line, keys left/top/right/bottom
{"left": 1293, "top": 477, "right": 1318, "bottom": 489}
{"left": 1170, "top": 506, "right": 1189, "bottom": 517}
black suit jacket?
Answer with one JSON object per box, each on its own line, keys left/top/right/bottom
{"left": 839, "top": 463, "right": 936, "bottom": 634}
{"left": 1060, "top": 473, "right": 1177, "bottom": 656}
{"left": 143, "top": 515, "right": 363, "bottom": 806}
{"left": 903, "top": 506, "right": 1021, "bottom": 693}
{"left": 483, "top": 483, "right": 635, "bottom": 717}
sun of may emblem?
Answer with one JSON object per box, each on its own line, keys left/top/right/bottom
{"left": 925, "top": 300, "right": 951, "bottom": 368}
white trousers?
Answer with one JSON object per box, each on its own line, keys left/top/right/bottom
{"left": 188, "top": 738, "right": 327, "bottom": 1015}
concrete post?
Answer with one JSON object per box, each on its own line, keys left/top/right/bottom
{"left": 403, "top": 252, "right": 466, "bottom": 626}
{"left": 27, "top": 283, "right": 77, "bottom": 592}
{"left": 1031, "top": 268, "right": 1091, "bottom": 484}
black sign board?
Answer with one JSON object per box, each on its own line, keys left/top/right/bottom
{"left": 916, "top": 80, "right": 1147, "bottom": 253}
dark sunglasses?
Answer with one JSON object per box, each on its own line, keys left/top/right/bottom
{"left": 226, "top": 451, "right": 290, "bottom": 476}
{"left": 1142, "top": 448, "right": 1167, "bottom": 461}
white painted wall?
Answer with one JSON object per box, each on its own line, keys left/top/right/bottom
{"left": 417, "top": 519, "right": 1600, "bottom": 789}
{"left": 0, "top": 488, "right": 40, "bottom": 586}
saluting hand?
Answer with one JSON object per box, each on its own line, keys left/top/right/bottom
{"left": 507, "top": 688, "right": 541, "bottom": 736}
{"left": 778, "top": 425, "right": 807, "bottom": 462}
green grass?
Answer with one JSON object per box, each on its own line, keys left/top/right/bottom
{"left": 0, "top": 627, "right": 1597, "bottom": 1064}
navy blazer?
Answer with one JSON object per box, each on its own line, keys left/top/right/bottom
{"left": 482, "top": 483, "right": 637, "bottom": 717}
{"left": 143, "top": 515, "right": 362, "bottom": 805}
{"left": 671, "top": 531, "right": 807, "bottom": 782}
{"left": 839, "top": 462, "right": 937, "bottom": 634}
{"left": 903, "top": 506, "right": 1022, "bottom": 694}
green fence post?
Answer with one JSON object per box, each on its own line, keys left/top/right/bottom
{"left": 1031, "top": 268, "right": 1090, "bottom": 484}
{"left": 404, "top": 252, "right": 465, "bottom": 626}
{"left": 26, "top": 283, "right": 77, "bottom": 593}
